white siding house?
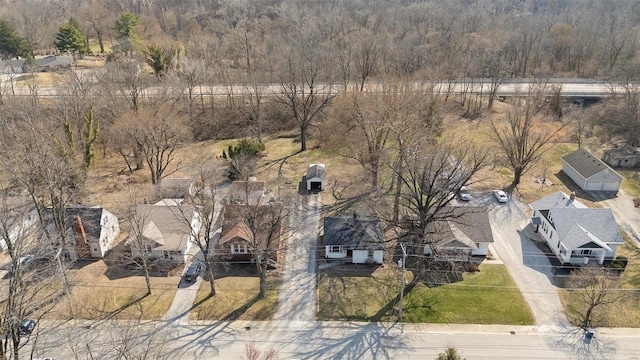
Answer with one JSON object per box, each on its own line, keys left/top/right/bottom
{"left": 562, "top": 149, "right": 623, "bottom": 192}
{"left": 323, "top": 215, "right": 384, "bottom": 265}
{"left": 529, "top": 192, "right": 623, "bottom": 265}
{"left": 422, "top": 206, "right": 494, "bottom": 261}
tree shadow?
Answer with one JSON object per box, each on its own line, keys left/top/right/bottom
{"left": 554, "top": 171, "right": 601, "bottom": 202}
{"left": 546, "top": 327, "right": 619, "bottom": 360}
{"left": 289, "top": 321, "right": 409, "bottom": 359}
{"left": 95, "top": 293, "right": 150, "bottom": 322}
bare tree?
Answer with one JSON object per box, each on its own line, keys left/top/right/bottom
{"left": 124, "top": 198, "right": 155, "bottom": 297}
{"left": 0, "top": 183, "right": 63, "bottom": 360}
{"left": 566, "top": 266, "right": 628, "bottom": 330}
{"left": 275, "top": 37, "right": 337, "bottom": 152}
{"left": 113, "top": 104, "right": 189, "bottom": 184}
{"left": 177, "top": 162, "right": 224, "bottom": 297}
{"left": 223, "top": 192, "right": 289, "bottom": 298}
{"left": 490, "top": 82, "right": 565, "bottom": 190}
{"left": 390, "top": 142, "right": 488, "bottom": 261}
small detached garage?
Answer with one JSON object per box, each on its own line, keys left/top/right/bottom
{"left": 562, "top": 149, "right": 623, "bottom": 193}
{"left": 306, "top": 163, "right": 326, "bottom": 191}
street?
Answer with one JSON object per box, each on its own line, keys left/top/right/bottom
{"left": 24, "top": 319, "right": 640, "bottom": 359}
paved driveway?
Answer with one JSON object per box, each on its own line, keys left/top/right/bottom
{"left": 465, "top": 192, "right": 569, "bottom": 328}
{"left": 272, "top": 193, "right": 321, "bottom": 322}
{"left": 593, "top": 189, "right": 640, "bottom": 247}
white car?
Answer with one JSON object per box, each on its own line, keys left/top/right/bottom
{"left": 493, "top": 189, "right": 508, "bottom": 203}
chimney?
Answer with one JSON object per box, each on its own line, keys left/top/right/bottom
{"left": 570, "top": 192, "right": 576, "bottom": 201}
{"left": 74, "top": 215, "right": 88, "bottom": 245}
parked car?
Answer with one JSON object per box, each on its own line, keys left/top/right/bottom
{"left": 493, "top": 189, "right": 508, "bottom": 203}
{"left": 20, "top": 319, "right": 36, "bottom": 335}
{"left": 457, "top": 186, "right": 471, "bottom": 201}
{"left": 183, "top": 263, "right": 203, "bottom": 283}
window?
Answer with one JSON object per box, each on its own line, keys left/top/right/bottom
{"left": 580, "top": 249, "right": 592, "bottom": 255}
{"left": 329, "top": 245, "right": 342, "bottom": 253}
{"left": 231, "top": 243, "right": 248, "bottom": 254}
{"left": 549, "top": 231, "right": 553, "bottom": 239}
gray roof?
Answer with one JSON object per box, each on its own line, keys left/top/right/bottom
{"left": 529, "top": 191, "right": 587, "bottom": 210}
{"left": 546, "top": 208, "right": 622, "bottom": 249}
{"left": 43, "top": 206, "right": 108, "bottom": 242}
{"left": 323, "top": 216, "right": 384, "bottom": 250}
{"left": 603, "top": 147, "right": 640, "bottom": 159}
{"left": 562, "top": 149, "right": 618, "bottom": 179}
{"left": 128, "top": 204, "right": 199, "bottom": 252}
{"left": 307, "top": 164, "right": 326, "bottom": 181}
{"left": 37, "top": 56, "right": 72, "bottom": 67}
{"left": 426, "top": 206, "right": 494, "bottom": 247}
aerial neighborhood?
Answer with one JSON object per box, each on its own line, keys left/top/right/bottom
{"left": 1, "top": 0, "right": 640, "bottom": 359}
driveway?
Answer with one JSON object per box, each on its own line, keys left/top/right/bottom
{"left": 592, "top": 189, "right": 640, "bottom": 247}
{"left": 272, "top": 193, "right": 321, "bottom": 323}
{"left": 468, "top": 192, "right": 569, "bottom": 328}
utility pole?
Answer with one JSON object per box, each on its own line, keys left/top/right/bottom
{"left": 398, "top": 243, "right": 407, "bottom": 322}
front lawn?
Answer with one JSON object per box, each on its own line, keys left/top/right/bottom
{"left": 317, "top": 263, "right": 534, "bottom": 325}
{"left": 190, "top": 276, "right": 279, "bottom": 320}
{"left": 48, "top": 261, "right": 177, "bottom": 320}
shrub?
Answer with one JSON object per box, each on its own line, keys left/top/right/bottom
{"left": 610, "top": 256, "right": 628, "bottom": 271}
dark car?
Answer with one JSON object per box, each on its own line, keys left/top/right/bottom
{"left": 20, "top": 319, "right": 36, "bottom": 335}
{"left": 183, "top": 263, "right": 203, "bottom": 283}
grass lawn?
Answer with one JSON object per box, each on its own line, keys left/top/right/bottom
{"left": 317, "top": 264, "right": 534, "bottom": 325}
{"left": 619, "top": 170, "right": 640, "bottom": 198}
{"left": 560, "top": 235, "right": 640, "bottom": 327}
{"left": 190, "top": 276, "right": 279, "bottom": 321}
{"left": 48, "top": 261, "right": 177, "bottom": 320}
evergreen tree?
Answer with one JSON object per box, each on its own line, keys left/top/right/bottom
{"left": 113, "top": 12, "right": 141, "bottom": 57}
{"left": 54, "top": 18, "right": 89, "bottom": 57}
{"left": 0, "top": 20, "right": 32, "bottom": 60}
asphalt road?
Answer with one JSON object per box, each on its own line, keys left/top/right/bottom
{"left": 22, "top": 320, "right": 640, "bottom": 359}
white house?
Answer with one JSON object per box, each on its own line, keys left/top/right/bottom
{"left": 323, "top": 215, "right": 384, "bottom": 264}
{"left": 64, "top": 206, "right": 120, "bottom": 259}
{"left": 422, "top": 206, "right": 494, "bottom": 260}
{"left": 529, "top": 191, "right": 623, "bottom": 265}
{"left": 306, "top": 164, "right": 326, "bottom": 191}
{"left": 127, "top": 203, "right": 201, "bottom": 264}
{"left": 42, "top": 206, "right": 120, "bottom": 260}
{"left": 562, "top": 149, "right": 623, "bottom": 192}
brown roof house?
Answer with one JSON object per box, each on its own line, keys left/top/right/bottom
{"left": 126, "top": 203, "right": 201, "bottom": 264}
{"left": 422, "top": 206, "right": 494, "bottom": 261}
{"left": 562, "top": 149, "right": 622, "bottom": 193}
{"left": 218, "top": 202, "right": 285, "bottom": 265}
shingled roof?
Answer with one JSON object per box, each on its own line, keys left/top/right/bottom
{"left": 323, "top": 216, "right": 384, "bottom": 250}
{"left": 562, "top": 149, "right": 616, "bottom": 178}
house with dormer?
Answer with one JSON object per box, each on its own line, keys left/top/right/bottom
{"left": 529, "top": 191, "right": 623, "bottom": 265}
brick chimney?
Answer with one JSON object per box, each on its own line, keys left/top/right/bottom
{"left": 74, "top": 215, "right": 91, "bottom": 259}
